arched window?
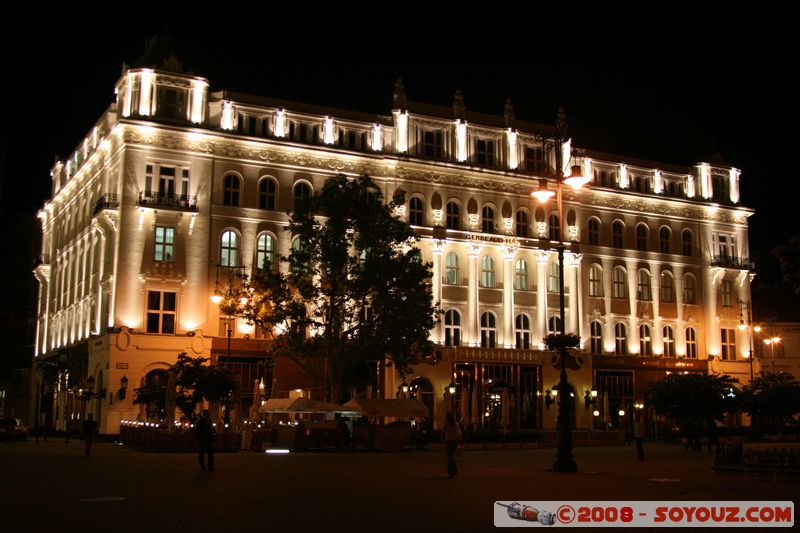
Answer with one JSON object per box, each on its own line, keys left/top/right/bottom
{"left": 259, "top": 178, "right": 277, "bottom": 210}
{"left": 640, "top": 324, "right": 652, "bottom": 355}
{"left": 661, "top": 271, "right": 674, "bottom": 302}
{"left": 548, "top": 213, "right": 560, "bottom": 241}
{"left": 588, "top": 217, "right": 601, "bottom": 245}
{"left": 590, "top": 321, "right": 603, "bottom": 354}
{"left": 547, "top": 261, "right": 560, "bottom": 293}
{"left": 612, "top": 220, "right": 625, "bottom": 248}
{"left": 613, "top": 267, "right": 627, "bottom": 299}
{"left": 515, "top": 258, "right": 528, "bottom": 290}
{"left": 659, "top": 226, "right": 671, "bottom": 254}
{"left": 445, "top": 252, "right": 459, "bottom": 285}
{"left": 223, "top": 174, "right": 241, "bottom": 206}
{"left": 256, "top": 233, "right": 275, "bottom": 270}
{"left": 684, "top": 274, "right": 696, "bottom": 304}
{"left": 615, "top": 323, "right": 628, "bottom": 355}
{"left": 682, "top": 229, "right": 693, "bottom": 256}
{"left": 515, "top": 314, "right": 531, "bottom": 349}
{"left": 481, "top": 206, "right": 495, "bottom": 234}
{"left": 516, "top": 211, "right": 529, "bottom": 238}
{"left": 636, "top": 224, "right": 648, "bottom": 251}
{"left": 663, "top": 326, "right": 675, "bottom": 357}
{"left": 637, "top": 270, "right": 651, "bottom": 301}
{"left": 686, "top": 327, "right": 697, "bottom": 358}
{"left": 293, "top": 181, "right": 312, "bottom": 208}
{"left": 445, "top": 310, "right": 461, "bottom": 347}
{"left": 548, "top": 315, "right": 562, "bottom": 335}
{"left": 481, "top": 255, "right": 495, "bottom": 288}
{"left": 480, "top": 312, "right": 496, "bottom": 348}
{"left": 446, "top": 201, "right": 460, "bottom": 230}
{"left": 589, "top": 265, "right": 603, "bottom": 297}
{"left": 409, "top": 196, "right": 424, "bottom": 226}
{"left": 220, "top": 230, "right": 239, "bottom": 266}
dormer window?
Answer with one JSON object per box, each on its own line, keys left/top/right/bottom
{"left": 157, "top": 86, "right": 186, "bottom": 120}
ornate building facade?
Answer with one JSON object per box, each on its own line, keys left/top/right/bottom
{"left": 34, "top": 62, "right": 754, "bottom": 434}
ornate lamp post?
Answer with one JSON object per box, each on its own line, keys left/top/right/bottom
{"left": 737, "top": 300, "right": 757, "bottom": 382}
{"left": 531, "top": 108, "right": 589, "bottom": 473}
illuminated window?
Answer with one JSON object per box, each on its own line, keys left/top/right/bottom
{"left": 548, "top": 213, "right": 560, "bottom": 241}
{"left": 256, "top": 234, "right": 275, "bottom": 270}
{"left": 661, "top": 271, "right": 674, "bottom": 302}
{"left": 220, "top": 230, "right": 239, "bottom": 267}
{"left": 637, "top": 270, "right": 651, "bottom": 301}
{"left": 684, "top": 274, "right": 696, "bottom": 304}
{"left": 480, "top": 312, "right": 496, "bottom": 348}
{"left": 481, "top": 255, "right": 495, "bottom": 288}
{"left": 154, "top": 226, "right": 174, "bottom": 262}
{"left": 587, "top": 218, "right": 601, "bottom": 245}
{"left": 422, "top": 130, "right": 443, "bottom": 158}
{"left": 515, "top": 314, "right": 531, "bottom": 349}
{"left": 515, "top": 211, "right": 529, "bottom": 237}
{"left": 223, "top": 174, "right": 240, "bottom": 206}
{"left": 547, "top": 262, "right": 560, "bottom": 293}
{"left": 146, "top": 291, "right": 176, "bottom": 334}
{"left": 663, "top": 326, "right": 675, "bottom": 357}
{"left": 721, "top": 279, "right": 733, "bottom": 307}
{"left": 721, "top": 328, "right": 736, "bottom": 360}
{"left": 636, "top": 224, "right": 648, "bottom": 251}
{"left": 589, "top": 265, "right": 603, "bottom": 297}
{"left": 590, "top": 321, "right": 603, "bottom": 354}
{"left": 446, "top": 202, "right": 460, "bottom": 230}
{"left": 445, "top": 252, "right": 459, "bottom": 285}
{"left": 659, "top": 227, "right": 671, "bottom": 254}
{"left": 682, "top": 230, "right": 693, "bottom": 256}
{"left": 686, "top": 327, "right": 697, "bottom": 358}
{"left": 409, "top": 197, "right": 424, "bottom": 226}
{"left": 613, "top": 267, "right": 627, "bottom": 299}
{"left": 445, "top": 310, "right": 461, "bottom": 347}
{"left": 615, "top": 323, "right": 628, "bottom": 355}
{"left": 612, "top": 220, "right": 625, "bottom": 248}
{"left": 481, "top": 206, "right": 495, "bottom": 234}
{"left": 640, "top": 324, "right": 652, "bottom": 356}
{"left": 515, "top": 258, "right": 529, "bottom": 290}
{"left": 259, "top": 178, "right": 277, "bottom": 210}
{"left": 475, "top": 138, "right": 495, "bottom": 165}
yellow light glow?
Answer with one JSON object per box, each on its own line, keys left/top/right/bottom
{"left": 593, "top": 410, "right": 600, "bottom": 417}
{"left": 754, "top": 326, "right": 762, "bottom": 333}
{"left": 618, "top": 409, "right": 625, "bottom": 416}
{"left": 274, "top": 109, "right": 287, "bottom": 137}
{"left": 455, "top": 120, "right": 468, "bottom": 162}
{"left": 210, "top": 294, "right": 223, "bottom": 304}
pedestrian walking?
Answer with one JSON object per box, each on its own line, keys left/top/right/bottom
{"left": 195, "top": 410, "right": 215, "bottom": 471}
{"left": 633, "top": 415, "right": 646, "bottom": 460}
{"left": 443, "top": 412, "right": 462, "bottom": 478}
{"left": 82, "top": 414, "right": 98, "bottom": 457}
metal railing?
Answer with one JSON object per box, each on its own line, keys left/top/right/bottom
{"left": 710, "top": 255, "right": 755, "bottom": 271}
{"left": 137, "top": 191, "right": 198, "bottom": 211}
{"left": 93, "top": 194, "right": 119, "bottom": 215}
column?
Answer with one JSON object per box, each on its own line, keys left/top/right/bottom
{"left": 625, "top": 259, "right": 639, "bottom": 354}
{"left": 502, "top": 245, "right": 515, "bottom": 348}
{"left": 650, "top": 262, "right": 662, "bottom": 354}
{"left": 674, "top": 264, "right": 685, "bottom": 355}
{"left": 535, "top": 250, "right": 549, "bottom": 349}
{"left": 467, "top": 242, "right": 480, "bottom": 346}
{"left": 431, "top": 240, "right": 444, "bottom": 344}
{"left": 565, "top": 252, "right": 581, "bottom": 335}
{"left": 705, "top": 268, "right": 722, "bottom": 357}
{"left": 602, "top": 258, "right": 614, "bottom": 351}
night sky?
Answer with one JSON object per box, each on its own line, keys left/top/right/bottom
{"left": 0, "top": 19, "right": 796, "bottom": 366}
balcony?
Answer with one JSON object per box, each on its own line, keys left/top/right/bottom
{"left": 710, "top": 255, "right": 755, "bottom": 271}
{"left": 137, "top": 191, "right": 198, "bottom": 212}
{"left": 93, "top": 194, "right": 119, "bottom": 215}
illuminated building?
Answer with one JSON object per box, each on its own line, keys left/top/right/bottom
{"left": 34, "top": 59, "right": 754, "bottom": 434}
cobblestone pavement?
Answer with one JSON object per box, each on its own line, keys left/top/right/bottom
{"left": 1, "top": 439, "right": 793, "bottom": 532}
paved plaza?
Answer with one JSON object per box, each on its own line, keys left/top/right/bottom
{"left": 1, "top": 438, "right": 794, "bottom": 531}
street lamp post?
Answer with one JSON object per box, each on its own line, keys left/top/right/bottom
{"left": 738, "top": 300, "right": 756, "bottom": 383}
{"left": 531, "top": 108, "right": 589, "bottom": 473}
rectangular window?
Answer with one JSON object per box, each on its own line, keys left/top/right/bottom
{"left": 475, "top": 139, "right": 495, "bottom": 165}
{"left": 154, "top": 227, "right": 174, "bottom": 262}
{"left": 181, "top": 169, "right": 190, "bottom": 196}
{"left": 524, "top": 146, "right": 544, "bottom": 173}
{"left": 721, "top": 279, "right": 733, "bottom": 307}
{"left": 720, "top": 328, "right": 736, "bottom": 360}
{"left": 423, "top": 130, "right": 443, "bottom": 158}
{"left": 145, "top": 164, "right": 154, "bottom": 194}
{"left": 146, "top": 291, "right": 176, "bottom": 334}
{"left": 159, "top": 167, "right": 175, "bottom": 196}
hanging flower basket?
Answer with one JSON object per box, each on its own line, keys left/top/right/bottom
{"left": 544, "top": 333, "right": 581, "bottom": 351}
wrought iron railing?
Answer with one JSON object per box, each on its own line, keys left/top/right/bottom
{"left": 93, "top": 193, "right": 119, "bottom": 215}
{"left": 710, "top": 255, "right": 755, "bottom": 271}
{"left": 137, "top": 191, "right": 198, "bottom": 211}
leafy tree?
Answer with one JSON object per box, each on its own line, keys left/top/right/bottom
{"left": 241, "top": 174, "right": 438, "bottom": 403}
{"left": 741, "top": 372, "right": 800, "bottom": 432}
{"left": 647, "top": 372, "right": 740, "bottom": 426}
{"left": 133, "top": 378, "right": 166, "bottom": 420}
{"left": 171, "top": 353, "right": 237, "bottom": 420}
{"left": 773, "top": 235, "right": 800, "bottom": 295}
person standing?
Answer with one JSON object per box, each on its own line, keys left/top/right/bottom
{"left": 195, "top": 410, "right": 215, "bottom": 471}
{"left": 633, "top": 415, "right": 646, "bottom": 460}
{"left": 82, "top": 414, "right": 98, "bottom": 457}
{"left": 443, "top": 412, "right": 462, "bottom": 478}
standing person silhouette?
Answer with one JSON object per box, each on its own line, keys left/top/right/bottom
{"left": 82, "top": 414, "right": 98, "bottom": 457}
{"left": 195, "top": 410, "right": 215, "bottom": 471}
{"left": 443, "top": 412, "right": 463, "bottom": 478}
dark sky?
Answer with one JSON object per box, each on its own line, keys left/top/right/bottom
{"left": 1, "top": 21, "right": 795, "bottom": 278}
